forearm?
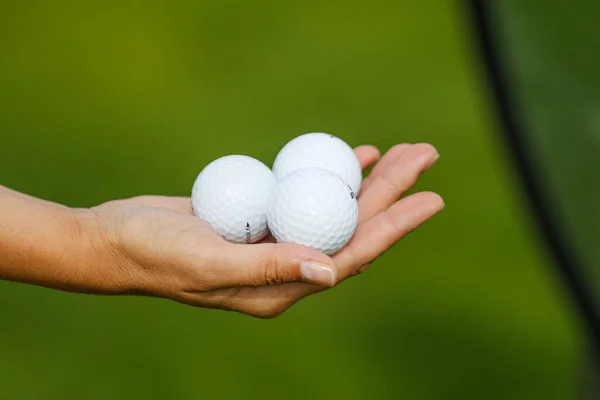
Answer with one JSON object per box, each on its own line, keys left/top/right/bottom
{"left": 0, "top": 185, "right": 117, "bottom": 294}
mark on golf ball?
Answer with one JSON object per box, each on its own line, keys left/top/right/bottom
{"left": 245, "top": 222, "right": 252, "bottom": 243}
{"left": 346, "top": 183, "right": 356, "bottom": 199}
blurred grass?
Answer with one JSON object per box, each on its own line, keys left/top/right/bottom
{"left": 0, "top": 1, "right": 581, "bottom": 399}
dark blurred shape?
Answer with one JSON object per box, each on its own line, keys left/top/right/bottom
{"left": 468, "top": 0, "right": 600, "bottom": 393}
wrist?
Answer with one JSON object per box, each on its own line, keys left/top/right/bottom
{"left": 40, "top": 206, "right": 122, "bottom": 294}
{"left": 71, "top": 207, "right": 144, "bottom": 295}
{"left": 0, "top": 185, "right": 142, "bottom": 296}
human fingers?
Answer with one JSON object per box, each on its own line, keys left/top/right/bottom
{"left": 354, "top": 145, "right": 381, "bottom": 170}
{"left": 258, "top": 191, "right": 444, "bottom": 302}
{"left": 193, "top": 241, "right": 338, "bottom": 289}
{"left": 360, "top": 144, "right": 412, "bottom": 192}
{"left": 357, "top": 144, "right": 439, "bottom": 223}
{"left": 335, "top": 191, "right": 444, "bottom": 280}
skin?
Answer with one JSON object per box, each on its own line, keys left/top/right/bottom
{"left": 0, "top": 143, "right": 443, "bottom": 318}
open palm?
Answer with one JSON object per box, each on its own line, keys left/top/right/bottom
{"left": 91, "top": 143, "right": 443, "bottom": 317}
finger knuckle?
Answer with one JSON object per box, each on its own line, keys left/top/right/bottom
{"left": 262, "top": 256, "right": 286, "bottom": 286}
{"left": 378, "top": 174, "right": 403, "bottom": 196}
{"left": 353, "top": 263, "right": 372, "bottom": 276}
{"left": 381, "top": 210, "right": 404, "bottom": 236}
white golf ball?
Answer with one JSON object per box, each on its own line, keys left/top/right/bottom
{"left": 191, "top": 155, "right": 276, "bottom": 244}
{"left": 267, "top": 168, "right": 359, "bottom": 255}
{"left": 272, "top": 132, "right": 363, "bottom": 195}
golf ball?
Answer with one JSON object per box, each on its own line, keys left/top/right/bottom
{"left": 191, "top": 155, "right": 276, "bottom": 243}
{"left": 267, "top": 168, "right": 359, "bottom": 255}
{"left": 272, "top": 132, "right": 363, "bottom": 195}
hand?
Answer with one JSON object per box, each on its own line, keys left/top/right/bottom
{"left": 80, "top": 143, "right": 443, "bottom": 318}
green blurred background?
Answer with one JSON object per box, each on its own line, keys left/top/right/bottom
{"left": 0, "top": 1, "right": 585, "bottom": 399}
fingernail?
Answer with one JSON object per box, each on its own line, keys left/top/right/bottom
{"left": 301, "top": 262, "right": 336, "bottom": 286}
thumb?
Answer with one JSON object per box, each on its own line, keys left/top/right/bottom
{"left": 214, "top": 242, "right": 338, "bottom": 288}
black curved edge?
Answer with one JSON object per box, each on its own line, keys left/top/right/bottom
{"left": 466, "top": 0, "right": 600, "bottom": 364}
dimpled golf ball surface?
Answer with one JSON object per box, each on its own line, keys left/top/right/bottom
{"left": 272, "top": 132, "right": 363, "bottom": 195}
{"left": 267, "top": 168, "right": 358, "bottom": 255}
{"left": 192, "top": 155, "right": 275, "bottom": 243}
